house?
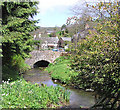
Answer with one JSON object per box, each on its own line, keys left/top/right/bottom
{"left": 35, "top": 37, "right": 59, "bottom": 50}
{"left": 34, "top": 34, "right": 37, "bottom": 39}
{"left": 38, "top": 32, "right": 41, "bottom": 38}
{"left": 46, "top": 30, "right": 55, "bottom": 35}
{"left": 72, "top": 23, "right": 95, "bottom": 46}
{"left": 34, "top": 33, "right": 71, "bottom": 50}
{"left": 57, "top": 38, "right": 64, "bottom": 48}
{"left": 57, "top": 37, "right": 71, "bottom": 48}
{"left": 61, "top": 37, "right": 71, "bottom": 42}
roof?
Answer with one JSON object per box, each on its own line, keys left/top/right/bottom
{"left": 35, "top": 37, "right": 59, "bottom": 44}
{"left": 61, "top": 37, "right": 71, "bottom": 41}
{"left": 71, "top": 28, "right": 97, "bottom": 44}
{"left": 79, "top": 29, "right": 89, "bottom": 39}
{"left": 46, "top": 30, "right": 55, "bottom": 33}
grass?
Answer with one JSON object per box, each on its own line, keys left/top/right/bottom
{"left": 45, "top": 56, "right": 78, "bottom": 84}
{"left": 1, "top": 78, "right": 70, "bottom": 108}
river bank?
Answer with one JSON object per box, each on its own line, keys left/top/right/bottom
{"left": 45, "top": 56, "right": 94, "bottom": 91}
{"left": 1, "top": 77, "right": 70, "bottom": 108}
{"left": 23, "top": 68, "right": 95, "bottom": 108}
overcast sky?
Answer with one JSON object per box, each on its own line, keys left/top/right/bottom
{"left": 34, "top": 0, "right": 115, "bottom": 27}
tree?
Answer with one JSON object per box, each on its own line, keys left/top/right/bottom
{"left": 69, "top": 1, "right": 120, "bottom": 109}
{"left": 69, "top": 0, "right": 119, "bottom": 33}
{"left": 0, "top": 4, "right": 2, "bottom": 57}
{"left": 71, "top": 0, "right": 111, "bottom": 20}
{"left": 61, "top": 24, "right": 66, "bottom": 31}
{"left": 49, "top": 32, "right": 56, "bottom": 37}
{"left": 57, "top": 38, "right": 64, "bottom": 48}
{"left": 69, "top": 0, "right": 94, "bottom": 30}
{"left": 0, "top": 18, "right": 2, "bottom": 57}
{"left": 59, "top": 24, "right": 69, "bottom": 37}
{"left": 2, "top": 1, "right": 39, "bottom": 80}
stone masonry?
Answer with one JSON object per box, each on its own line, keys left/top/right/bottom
{"left": 25, "top": 50, "right": 61, "bottom": 68}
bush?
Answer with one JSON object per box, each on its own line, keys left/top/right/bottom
{"left": 2, "top": 65, "right": 20, "bottom": 81}
{"left": 11, "top": 54, "right": 30, "bottom": 73}
{"left": 69, "top": 1, "right": 120, "bottom": 108}
{"left": 2, "top": 54, "right": 30, "bottom": 81}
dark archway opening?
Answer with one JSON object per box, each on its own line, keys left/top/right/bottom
{"left": 33, "top": 60, "right": 50, "bottom": 68}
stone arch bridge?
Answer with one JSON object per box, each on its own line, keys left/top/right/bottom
{"left": 25, "top": 50, "right": 62, "bottom": 68}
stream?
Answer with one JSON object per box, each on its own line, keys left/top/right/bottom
{"left": 23, "top": 68, "right": 95, "bottom": 108}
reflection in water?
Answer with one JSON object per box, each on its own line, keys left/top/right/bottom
{"left": 23, "top": 68, "right": 95, "bottom": 108}
{"left": 68, "top": 87, "right": 94, "bottom": 108}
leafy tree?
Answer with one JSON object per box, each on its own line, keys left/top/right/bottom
{"left": 65, "top": 28, "right": 68, "bottom": 33}
{"left": 61, "top": 24, "right": 66, "bottom": 31}
{"left": 1, "top": 1, "right": 39, "bottom": 80}
{"left": 69, "top": 1, "right": 120, "bottom": 109}
{"left": 59, "top": 32, "right": 61, "bottom": 36}
{"left": 59, "top": 24, "right": 69, "bottom": 37}
{"left": 49, "top": 32, "right": 56, "bottom": 37}
{"left": 0, "top": 18, "right": 2, "bottom": 57}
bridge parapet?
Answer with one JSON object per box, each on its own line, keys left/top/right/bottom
{"left": 25, "top": 50, "right": 61, "bottom": 68}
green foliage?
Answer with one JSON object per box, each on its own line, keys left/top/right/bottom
{"left": 0, "top": 37, "right": 2, "bottom": 57}
{"left": 61, "top": 24, "right": 66, "bottom": 31}
{"left": 69, "top": 1, "right": 120, "bottom": 108}
{"left": 1, "top": 79, "right": 70, "bottom": 108}
{"left": 2, "top": 1, "right": 39, "bottom": 78}
{"left": 2, "top": 54, "right": 30, "bottom": 81}
{"left": 56, "top": 24, "right": 70, "bottom": 38}
{"left": 0, "top": 18, "right": 2, "bottom": 57}
{"left": 46, "top": 56, "right": 78, "bottom": 84}
{"left": 58, "top": 30, "right": 70, "bottom": 38}
{"left": 11, "top": 54, "right": 30, "bottom": 71}
{"left": 2, "top": 65, "right": 20, "bottom": 81}
{"left": 48, "top": 32, "right": 56, "bottom": 37}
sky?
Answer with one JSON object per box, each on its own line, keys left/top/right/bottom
{"left": 34, "top": 0, "right": 114, "bottom": 27}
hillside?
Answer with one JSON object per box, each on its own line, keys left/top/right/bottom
{"left": 31, "top": 27, "right": 61, "bottom": 37}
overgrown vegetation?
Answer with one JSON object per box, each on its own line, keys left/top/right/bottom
{"left": 1, "top": 78, "right": 70, "bottom": 108}
{"left": 46, "top": 56, "right": 78, "bottom": 84}
{"left": 69, "top": 1, "right": 120, "bottom": 109}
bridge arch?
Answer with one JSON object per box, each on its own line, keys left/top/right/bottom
{"left": 33, "top": 60, "right": 50, "bottom": 68}
{"left": 25, "top": 50, "right": 62, "bottom": 68}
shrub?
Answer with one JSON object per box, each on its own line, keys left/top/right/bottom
{"left": 11, "top": 54, "right": 30, "bottom": 73}
{"left": 69, "top": 1, "right": 120, "bottom": 108}
{"left": 2, "top": 54, "right": 30, "bottom": 81}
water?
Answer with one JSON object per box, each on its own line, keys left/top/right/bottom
{"left": 23, "top": 68, "right": 95, "bottom": 108}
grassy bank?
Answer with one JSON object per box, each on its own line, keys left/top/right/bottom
{"left": 45, "top": 56, "right": 78, "bottom": 84}
{"left": 1, "top": 78, "right": 70, "bottom": 108}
